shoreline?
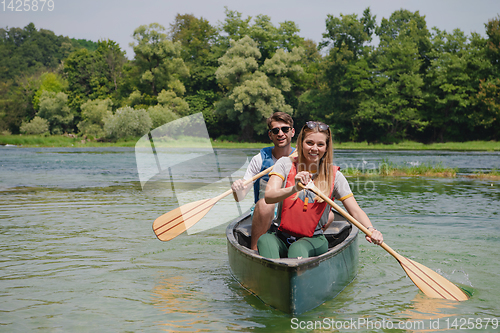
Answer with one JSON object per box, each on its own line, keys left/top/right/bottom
{"left": 1, "top": 135, "right": 500, "bottom": 151}
{"left": 2, "top": 135, "right": 498, "bottom": 180}
{"left": 343, "top": 170, "right": 500, "bottom": 181}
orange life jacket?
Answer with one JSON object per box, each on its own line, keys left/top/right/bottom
{"left": 278, "top": 162, "right": 339, "bottom": 238}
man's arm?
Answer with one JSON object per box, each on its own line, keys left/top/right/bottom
{"left": 232, "top": 154, "right": 262, "bottom": 202}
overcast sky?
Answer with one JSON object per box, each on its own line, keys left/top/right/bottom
{"left": 1, "top": 0, "right": 499, "bottom": 58}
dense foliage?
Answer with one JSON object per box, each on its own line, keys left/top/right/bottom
{"left": 1, "top": 9, "right": 499, "bottom": 143}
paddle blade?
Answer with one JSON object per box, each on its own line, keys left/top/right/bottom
{"left": 153, "top": 198, "right": 217, "bottom": 241}
{"left": 395, "top": 253, "right": 469, "bottom": 301}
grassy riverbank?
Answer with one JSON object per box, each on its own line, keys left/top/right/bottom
{"left": 333, "top": 140, "right": 500, "bottom": 151}
{"left": 0, "top": 134, "right": 139, "bottom": 147}
{"left": 1, "top": 134, "right": 500, "bottom": 151}
{"left": 343, "top": 161, "right": 459, "bottom": 178}
{"left": 342, "top": 161, "right": 500, "bottom": 180}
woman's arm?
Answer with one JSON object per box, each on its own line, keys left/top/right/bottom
{"left": 342, "top": 196, "right": 384, "bottom": 245}
{"left": 264, "top": 171, "right": 311, "bottom": 204}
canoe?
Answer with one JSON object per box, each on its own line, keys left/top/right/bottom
{"left": 226, "top": 210, "right": 359, "bottom": 315}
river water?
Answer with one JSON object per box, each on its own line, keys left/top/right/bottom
{"left": 1, "top": 147, "right": 499, "bottom": 332}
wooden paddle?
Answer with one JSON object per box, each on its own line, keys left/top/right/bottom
{"left": 299, "top": 182, "right": 469, "bottom": 301}
{"left": 153, "top": 151, "right": 297, "bottom": 241}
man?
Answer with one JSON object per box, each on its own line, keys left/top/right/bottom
{"left": 231, "top": 112, "right": 295, "bottom": 250}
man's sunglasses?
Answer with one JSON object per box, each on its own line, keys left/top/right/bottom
{"left": 269, "top": 126, "right": 292, "bottom": 135}
{"left": 305, "top": 121, "right": 329, "bottom": 131}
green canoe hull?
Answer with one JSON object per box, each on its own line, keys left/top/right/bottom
{"left": 226, "top": 212, "right": 359, "bottom": 315}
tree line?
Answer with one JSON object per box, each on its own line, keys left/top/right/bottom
{"left": 1, "top": 7, "right": 499, "bottom": 143}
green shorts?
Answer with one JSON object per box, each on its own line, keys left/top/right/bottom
{"left": 257, "top": 232, "right": 328, "bottom": 259}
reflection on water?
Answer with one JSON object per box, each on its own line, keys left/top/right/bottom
{"left": 1, "top": 147, "right": 499, "bottom": 332}
{"left": 153, "top": 276, "right": 208, "bottom": 332}
{"left": 399, "top": 294, "right": 458, "bottom": 332}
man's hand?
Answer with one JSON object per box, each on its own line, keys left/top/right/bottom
{"left": 231, "top": 179, "right": 248, "bottom": 202}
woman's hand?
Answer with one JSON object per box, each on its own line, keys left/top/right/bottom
{"left": 342, "top": 196, "right": 383, "bottom": 246}
{"left": 365, "top": 229, "right": 383, "bottom": 245}
{"left": 294, "top": 171, "right": 311, "bottom": 191}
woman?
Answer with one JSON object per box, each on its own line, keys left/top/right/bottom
{"left": 258, "top": 121, "right": 383, "bottom": 259}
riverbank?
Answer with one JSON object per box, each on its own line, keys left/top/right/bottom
{"left": 1, "top": 134, "right": 500, "bottom": 151}
{"left": 342, "top": 161, "right": 500, "bottom": 180}
{"left": 343, "top": 161, "right": 458, "bottom": 178}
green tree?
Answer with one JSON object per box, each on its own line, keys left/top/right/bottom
{"left": 0, "top": 74, "right": 42, "bottom": 133}
{"left": 169, "top": 14, "right": 219, "bottom": 94}
{"left": 0, "top": 23, "right": 77, "bottom": 81}
{"left": 470, "top": 78, "right": 500, "bottom": 139}
{"left": 422, "top": 28, "right": 494, "bottom": 141}
{"left": 97, "top": 40, "right": 127, "bottom": 93}
{"left": 33, "top": 72, "right": 68, "bottom": 110}
{"left": 77, "top": 98, "right": 113, "bottom": 138}
{"left": 64, "top": 41, "right": 125, "bottom": 117}
{"left": 147, "top": 104, "right": 179, "bottom": 128}
{"left": 104, "top": 106, "right": 152, "bottom": 139}
{"left": 320, "top": 7, "right": 376, "bottom": 57}
{"left": 64, "top": 39, "right": 126, "bottom": 116}
{"left": 70, "top": 38, "right": 99, "bottom": 52}
{"left": 37, "top": 91, "right": 73, "bottom": 134}
{"left": 299, "top": 8, "right": 376, "bottom": 141}
{"left": 485, "top": 15, "right": 500, "bottom": 70}
{"left": 130, "top": 23, "right": 189, "bottom": 97}
{"left": 356, "top": 20, "right": 426, "bottom": 141}
{"left": 216, "top": 36, "right": 302, "bottom": 140}
{"left": 219, "top": 8, "right": 304, "bottom": 65}
{"left": 157, "top": 89, "right": 190, "bottom": 116}
{"left": 376, "top": 9, "right": 431, "bottom": 70}
{"left": 424, "top": 29, "right": 474, "bottom": 141}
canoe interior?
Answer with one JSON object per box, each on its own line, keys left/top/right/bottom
{"left": 233, "top": 212, "right": 352, "bottom": 252}
{"left": 226, "top": 210, "right": 359, "bottom": 314}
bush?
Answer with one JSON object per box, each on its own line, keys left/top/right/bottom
{"left": 19, "top": 116, "right": 50, "bottom": 135}
{"left": 77, "top": 98, "right": 113, "bottom": 138}
{"left": 38, "top": 91, "right": 73, "bottom": 134}
{"left": 104, "top": 106, "right": 152, "bottom": 139}
{"left": 147, "top": 104, "right": 179, "bottom": 128}
{"left": 33, "top": 73, "right": 68, "bottom": 110}
{"left": 157, "top": 89, "right": 190, "bottom": 116}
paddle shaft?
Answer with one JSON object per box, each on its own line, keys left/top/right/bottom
{"left": 227, "top": 150, "right": 298, "bottom": 200}
{"left": 218, "top": 163, "right": 279, "bottom": 200}
{"left": 298, "top": 183, "right": 401, "bottom": 260}
{"left": 299, "top": 182, "right": 470, "bottom": 302}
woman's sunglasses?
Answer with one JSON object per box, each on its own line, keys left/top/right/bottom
{"left": 269, "top": 126, "right": 291, "bottom": 135}
{"left": 305, "top": 121, "right": 329, "bottom": 131}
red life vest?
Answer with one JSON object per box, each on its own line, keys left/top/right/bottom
{"left": 278, "top": 162, "right": 339, "bottom": 238}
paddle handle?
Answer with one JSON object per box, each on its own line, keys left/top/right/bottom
{"left": 244, "top": 165, "right": 275, "bottom": 186}
{"left": 241, "top": 150, "right": 298, "bottom": 187}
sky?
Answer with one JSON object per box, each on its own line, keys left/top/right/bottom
{"left": 1, "top": 0, "right": 499, "bottom": 58}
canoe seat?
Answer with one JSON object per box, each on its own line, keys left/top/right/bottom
{"left": 234, "top": 217, "right": 351, "bottom": 249}
{"left": 234, "top": 219, "right": 252, "bottom": 248}
{"left": 323, "top": 220, "right": 351, "bottom": 248}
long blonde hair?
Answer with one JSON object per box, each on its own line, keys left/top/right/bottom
{"left": 295, "top": 121, "right": 333, "bottom": 202}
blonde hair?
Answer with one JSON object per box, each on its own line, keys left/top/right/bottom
{"left": 295, "top": 122, "right": 333, "bottom": 202}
